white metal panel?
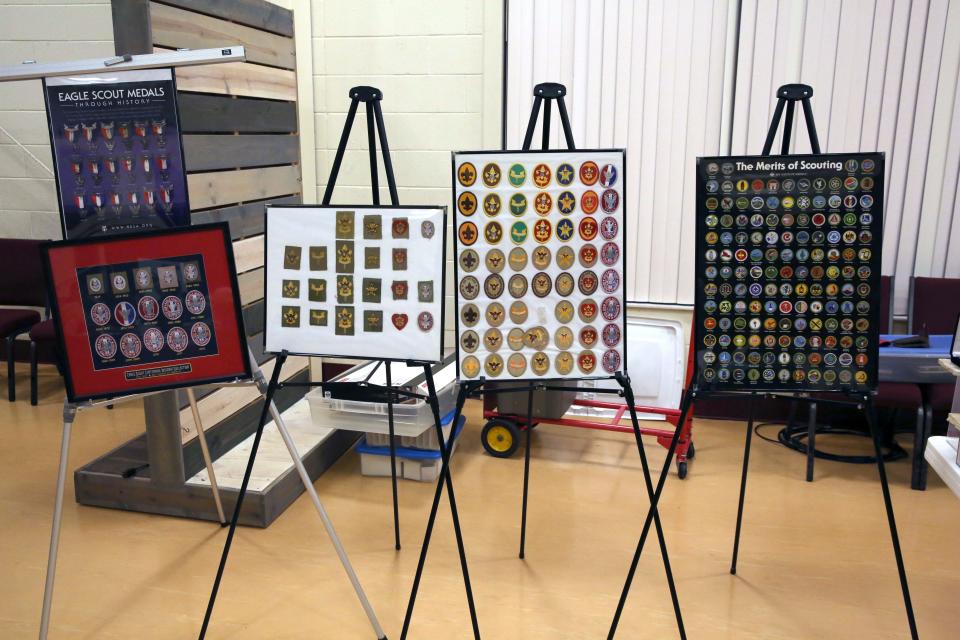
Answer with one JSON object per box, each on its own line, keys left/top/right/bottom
{"left": 508, "top": 0, "right": 960, "bottom": 315}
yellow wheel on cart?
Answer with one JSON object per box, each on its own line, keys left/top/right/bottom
{"left": 482, "top": 418, "right": 520, "bottom": 458}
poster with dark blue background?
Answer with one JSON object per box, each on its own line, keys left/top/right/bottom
{"left": 43, "top": 68, "right": 190, "bottom": 239}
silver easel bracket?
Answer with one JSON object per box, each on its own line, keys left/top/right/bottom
{"left": 0, "top": 46, "right": 246, "bottom": 83}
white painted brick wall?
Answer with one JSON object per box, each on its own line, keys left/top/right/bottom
{"left": 0, "top": 1, "right": 113, "bottom": 239}
{"left": 311, "top": 0, "right": 502, "bottom": 344}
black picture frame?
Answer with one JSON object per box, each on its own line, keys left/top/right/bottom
{"left": 262, "top": 204, "right": 448, "bottom": 364}
{"left": 450, "top": 148, "right": 628, "bottom": 383}
{"left": 41, "top": 221, "right": 251, "bottom": 403}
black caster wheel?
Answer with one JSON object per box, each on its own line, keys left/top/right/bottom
{"left": 482, "top": 418, "right": 520, "bottom": 458}
{"left": 686, "top": 441, "right": 695, "bottom": 460}
{"left": 677, "top": 461, "right": 688, "bottom": 479}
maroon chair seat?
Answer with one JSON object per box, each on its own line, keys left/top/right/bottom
{"left": 28, "top": 319, "right": 59, "bottom": 406}
{"left": 0, "top": 308, "right": 40, "bottom": 335}
{"left": 876, "top": 381, "right": 923, "bottom": 408}
{"left": 927, "top": 383, "right": 954, "bottom": 412}
{"left": 0, "top": 238, "right": 47, "bottom": 401}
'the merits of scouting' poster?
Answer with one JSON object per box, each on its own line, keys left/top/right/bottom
{"left": 694, "top": 153, "right": 884, "bottom": 393}
{"left": 43, "top": 68, "right": 190, "bottom": 239}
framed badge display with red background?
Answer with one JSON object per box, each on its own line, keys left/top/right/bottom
{"left": 43, "top": 222, "right": 251, "bottom": 402}
{"left": 694, "top": 152, "right": 884, "bottom": 393}
{"left": 453, "top": 149, "right": 627, "bottom": 381}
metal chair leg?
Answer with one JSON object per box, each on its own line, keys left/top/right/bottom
{"left": 806, "top": 402, "right": 817, "bottom": 482}
{"left": 6, "top": 334, "right": 15, "bottom": 402}
{"left": 30, "top": 340, "right": 39, "bottom": 406}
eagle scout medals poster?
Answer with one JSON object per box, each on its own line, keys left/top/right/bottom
{"left": 43, "top": 68, "right": 190, "bottom": 239}
{"left": 694, "top": 153, "right": 884, "bottom": 392}
{"left": 453, "top": 150, "right": 627, "bottom": 380}
{"left": 42, "top": 223, "right": 250, "bottom": 402}
{"left": 264, "top": 206, "right": 446, "bottom": 362}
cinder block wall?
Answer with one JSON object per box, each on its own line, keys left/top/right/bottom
{"left": 310, "top": 0, "right": 503, "bottom": 343}
{"left": 0, "top": 0, "right": 114, "bottom": 239}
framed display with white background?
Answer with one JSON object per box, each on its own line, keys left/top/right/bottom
{"left": 264, "top": 205, "right": 446, "bottom": 363}
{"left": 453, "top": 150, "right": 627, "bottom": 381}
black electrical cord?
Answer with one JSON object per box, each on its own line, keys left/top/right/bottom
{"left": 754, "top": 421, "right": 907, "bottom": 464}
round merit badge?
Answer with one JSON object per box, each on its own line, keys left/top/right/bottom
{"left": 602, "top": 349, "right": 621, "bottom": 373}
{"left": 533, "top": 163, "right": 551, "bottom": 187}
{"left": 482, "top": 162, "right": 501, "bottom": 187}
{"left": 579, "top": 299, "right": 599, "bottom": 322}
{"left": 483, "top": 193, "right": 501, "bottom": 216}
{"left": 508, "top": 273, "right": 528, "bottom": 298}
{"left": 509, "top": 301, "right": 528, "bottom": 323}
{"left": 461, "top": 356, "right": 481, "bottom": 378}
{"left": 421, "top": 220, "right": 435, "bottom": 238}
{"left": 508, "top": 247, "right": 528, "bottom": 270}
{"left": 162, "top": 295, "right": 183, "bottom": 320}
{"left": 458, "top": 191, "right": 477, "bottom": 216}
{"left": 185, "top": 290, "right": 206, "bottom": 315}
{"left": 459, "top": 276, "right": 479, "bottom": 300}
{"left": 507, "top": 327, "right": 525, "bottom": 350}
{"left": 601, "top": 269, "right": 620, "bottom": 293}
{"left": 532, "top": 246, "right": 552, "bottom": 269}
{"left": 418, "top": 312, "right": 434, "bottom": 331}
{"left": 555, "top": 300, "right": 574, "bottom": 323}
{"left": 508, "top": 163, "right": 526, "bottom": 186}
{"left": 484, "top": 328, "right": 503, "bottom": 351}
{"left": 94, "top": 334, "right": 117, "bottom": 359}
{"left": 510, "top": 221, "right": 528, "bottom": 244}
{"left": 578, "top": 350, "right": 597, "bottom": 374}
{"left": 138, "top": 296, "right": 159, "bottom": 321}
{"left": 602, "top": 323, "right": 621, "bottom": 347}
{"left": 486, "top": 302, "right": 505, "bottom": 326}
{"left": 580, "top": 161, "right": 599, "bottom": 185}
{"left": 557, "top": 246, "right": 576, "bottom": 269}
{"left": 601, "top": 242, "right": 620, "bottom": 266}
{"left": 484, "top": 353, "right": 504, "bottom": 377}
{"left": 579, "top": 326, "right": 598, "bottom": 348}
{"left": 90, "top": 302, "right": 110, "bottom": 326}
{"left": 457, "top": 162, "right": 477, "bottom": 186}
{"left": 601, "top": 189, "right": 620, "bottom": 212}
{"left": 557, "top": 163, "right": 575, "bottom": 186}
{"left": 485, "top": 248, "right": 506, "bottom": 273}
{"left": 191, "top": 322, "right": 212, "bottom": 346}
{"left": 458, "top": 221, "right": 478, "bottom": 246}
{"left": 579, "top": 217, "right": 598, "bottom": 240}
{"left": 581, "top": 190, "right": 599, "bottom": 214}
{"left": 534, "top": 192, "right": 552, "bottom": 215}
{"left": 556, "top": 272, "right": 575, "bottom": 296}
{"left": 509, "top": 193, "right": 527, "bottom": 215}
{"left": 532, "top": 272, "right": 552, "bottom": 297}
{"left": 578, "top": 270, "right": 598, "bottom": 295}
{"left": 556, "top": 218, "right": 575, "bottom": 241}
{"left": 557, "top": 191, "right": 576, "bottom": 214}
{"left": 531, "top": 351, "right": 550, "bottom": 375}
{"left": 579, "top": 244, "right": 598, "bottom": 267}
{"left": 601, "top": 296, "right": 621, "bottom": 321}
{"left": 460, "top": 249, "right": 480, "bottom": 272}
{"left": 484, "top": 273, "right": 505, "bottom": 298}
{"left": 507, "top": 353, "right": 527, "bottom": 377}
{"left": 555, "top": 351, "right": 574, "bottom": 375}
{"left": 599, "top": 164, "right": 618, "bottom": 187}
{"left": 120, "top": 333, "right": 141, "bottom": 358}
{"left": 167, "top": 327, "right": 189, "bottom": 353}
{"left": 143, "top": 327, "right": 164, "bottom": 353}
{"left": 555, "top": 326, "right": 574, "bottom": 350}
{"left": 114, "top": 301, "right": 137, "bottom": 327}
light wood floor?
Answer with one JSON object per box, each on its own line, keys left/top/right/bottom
{"left": 2, "top": 370, "right": 959, "bottom": 639}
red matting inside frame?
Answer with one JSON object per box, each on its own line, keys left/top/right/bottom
{"left": 45, "top": 225, "right": 249, "bottom": 402}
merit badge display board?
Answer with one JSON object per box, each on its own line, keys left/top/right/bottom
{"left": 264, "top": 206, "right": 446, "bottom": 363}
{"left": 43, "top": 68, "right": 190, "bottom": 239}
{"left": 453, "top": 150, "right": 627, "bottom": 381}
{"left": 695, "top": 152, "right": 884, "bottom": 392}
{"left": 42, "top": 223, "right": 250, "bottom": 402}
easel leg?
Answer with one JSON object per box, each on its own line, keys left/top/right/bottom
{"left": 864, "top": 395, "right": 919, "bottom": 639}
{"left": 187, "top": 387, "right": 226, "bottom": 525}
{"left": 386, "top": 361, "right": 401, "bottom": 550}
{"left": 38, "top": 400, "right": 75, "bottom": 640}
{"left": 618, "top": 374, "right": 686, "bottom": 639}
{"left": 198, "top": 353, "right": 286, "bottom": 640}
{"left": 519, "top": 388, "right": 533, "bottom": 559}
{"left": 806, "top": 401, "right": 817, "bottom": 482}
{"left": 730, "top": 392, "right": 756, "bottom": 575}
{"left": 608, "top": 390, "right": 694, "bottom": 639}
{"left": 268, "top": 400, "right": 386, "bottom": 638}
{"left": 401, "top": 380, "right": 480, "bottom": 640}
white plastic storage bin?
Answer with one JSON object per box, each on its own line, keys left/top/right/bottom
{"left": 306, "top": 385, "right": 456, "bottom": 436}
{"left": 365, "top": 411, "right": 456, "bottom": 449}
{"left": 357, "top": 416, "right": 465, "bottom": 482}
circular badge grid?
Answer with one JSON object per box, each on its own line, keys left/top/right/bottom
{"left": 455, "top": 156, "right": 626, "bottom": 378}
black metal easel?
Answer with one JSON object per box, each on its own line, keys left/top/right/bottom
{"left": 199, "top": 87, "right": 419, "bottom": 640}
{"left": 608, "top": 84, "right": 918, "bottom": 640}
{"left": 401, "top": 82, "right": 686, "bottom": 639}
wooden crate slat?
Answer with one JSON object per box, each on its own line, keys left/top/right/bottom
{"left": 151, "top": 2, "right": 296, "bottom": 70}
{"left": 187, "top": 165, "right": 301, "bottom": 210}
{"left": 233, "top": 234, "right": 264, "bottom": 274}
{"left": 156, "top": 0, "right": 294, "bottom": 37}
{"left": 165, "top": 50, "right": 297, "bottom": 101}
{"left": 179, "top": 93, "right": 297, "bottom": 134}
{"left": 238, "top": 267, "right": 264, "bottom": 306}
{"left": 179, "top": 354, "right": 309, "bottom": 444}
{"left": 191, "top": 194, "right": 300, "bottom": 240}
{"left": 183, "top": 134, "right": 299, "bottom": 171}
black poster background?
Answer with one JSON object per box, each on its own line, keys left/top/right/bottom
{"left": 694, "top": 152, "right": 884, "bottom": 393}
{"left": 43, "top": 68, "right": 190, "bottom": 239}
